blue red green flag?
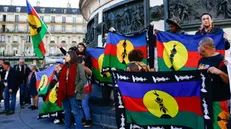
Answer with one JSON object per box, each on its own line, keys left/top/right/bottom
{"left": 26, "top": 0, "right": 47, "bottom": 57}
{"left": 156, "top": 31, "right": 225, "bottom": 71}
{"left": 112, "top": 70, "right": 213, "bottom": 129}
{"left": 102, "top": 32, "right": 147, "bottom": 72}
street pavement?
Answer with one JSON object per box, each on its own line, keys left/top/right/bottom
{"left": 0, "top": 96, "right": 103, "bottom": 129}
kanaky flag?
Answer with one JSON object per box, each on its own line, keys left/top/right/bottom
{"left": 113, "top": 70, "right": 213, "bottom": 129}
{"left": 87, "top": 48, "right": 112, "bottom": 86}
{"left": 156, "top": 31, "right": 225, "bottom": 71}
{"left": 26, "top": 0, "right": 47, "bottom": 57}
{"left": 38, "top": 82, "right": 63, "bottom": 119}
{"left": 36, "top": 65, "right": 55, "bottom": 95}
{"left": 102, "top": 32, "right": 147, "bottom": 72}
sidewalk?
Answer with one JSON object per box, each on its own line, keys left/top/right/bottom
{"left": 0, "top": 99, "right": 103, "bottom": 129}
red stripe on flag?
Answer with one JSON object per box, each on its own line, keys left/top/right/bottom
{"left": 31, "top": 8, "right": 40, "bottom": 19}
{"left": 91, "top": 58, "right": 99, "bottom": 69}
{"left": 157, "top": 40, "right": 164, "bottom": 58}
{"left": 39, "top": 41, "right": 46, "bottom": 55}
{"left": 122, "top": 96, "right": 202, "bottom": 116}
{"left": 134, "top": 46, "right": 147, "bottom": 58}
{"left": 185, "top": 52, "right": 201, "bottom": 68}
{"left": 104, "top": 44, "right": 117, "bottom": 56}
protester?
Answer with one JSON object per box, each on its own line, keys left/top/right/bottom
{"left": 1, "top": 62, "right": 17, "bottom": 115}
{"left": 13, "top": 58, "right": 31, "bottom": 108}
{"left": 0, "top": 60, "right": 5, "bottom": 108}
{"left": 81, "top": 64, "right": 92, "bottom": 127}
{"left": 195, "top": 13, "right": 230, "bottom": 50}
{"left": 166, "top": 16, "right": 186, "bottom": 34}
{"left": 51, "top": 64, "right": 63, "bottom": 124}
{"left": 197, "top": 37, "right": 230, "bottom": 128}
{"left": 58, "top": 43, "right": 92, "bottom": 68}
{"left": 126, "top": 50, "right": 150, "bottom": 72}
{"left": 28, "top": 64, "right": 38, "bottom": 110}
{"left": 57, "top": 47, "right": 87, "bottom": 129}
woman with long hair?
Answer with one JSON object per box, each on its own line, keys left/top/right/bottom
{"left": 57, "top": 47, "right": 87, "bottom": 129}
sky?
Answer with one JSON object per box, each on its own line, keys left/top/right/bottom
{"left": 1, "top": 0, "right": 80, "bottom": 8}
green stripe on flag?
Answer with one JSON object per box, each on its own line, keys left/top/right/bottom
{"left": 126, "top": 110, "right": 204, "bottom": 129}
{"left": 158, "top": 58, "right": 196, "bottom": 71}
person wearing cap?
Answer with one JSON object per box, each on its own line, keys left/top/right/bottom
{"left": 166, "top": 16, "right": 186, "bottom": 34}
{"left": 195, "top": 13, "right": 230, "bottom": 50}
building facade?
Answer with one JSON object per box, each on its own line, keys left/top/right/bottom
{"left": 0, "top": 4, "right": 87, "bottom": 66}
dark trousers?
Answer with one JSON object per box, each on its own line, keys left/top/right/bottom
{"left": 102, "top": 86, "right": 113, "bottom": 105}
{"left": 19, "top": 83, "right": 31, "bottom": 106}
{"left": 0, "top": 81, "right": 4, "bottom": 101}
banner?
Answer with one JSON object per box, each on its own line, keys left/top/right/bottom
{"left": 38, "top": 82, "right": 63, "bottom": 119}
{"left": 87, "top": 48, "right": 112, "bottom": 86}
{"left": 112, "top": 70, "right": 213, "bottom": 129}
{"left": 102, "top": 32, "right": 147, "bottom": 72}
{"left": 156, "top": 31, "right": 225, "bottom": 71}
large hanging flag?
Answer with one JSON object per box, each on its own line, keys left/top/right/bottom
{"left": 26, "top": 0, "right": 47, "bottom": 57}
{"left": 102, "top": 32, "right": 147, "bottom": 72}
{"left": 156, "top": 31, "right": 225, "bottom": 71}
{"left": 36, "top": 65, "right": 55, "bottom": 95}
{"left": 112, "top": 70, "right": 213, "bottom": 129}
{"left": 87, "top": 48, "right": 112, "bottom": 86}
{"left": 38, "top": 82, "right": 63, "bottom": 119}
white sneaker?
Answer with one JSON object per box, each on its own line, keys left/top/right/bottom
{"left": 53, "top": 119, "right": 61, "bottom": 124}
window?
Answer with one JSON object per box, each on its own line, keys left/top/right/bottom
{"left": 15, "top": 15, "right": 19, "bottom": 22}
{"left": 40, "top": 16, "right": 44, "bottom": 21}
{"left": 0, "top": 47, "right": 4, "bottom": 56}
{"left": 16, "top": 7, "right": 21, "bottom": 12}
{"left": 26, "top": 36, "right": 30, "bottom": 42}
{"left": 72, "top": 26, "right": 76, "bottom": 33}
{"left": 13, "top": 35, "right": 18, "bottom": 41}
{"left": 51, "top": 36, "right": 55, "bottom": 41}
{"left": 62, "top": 9, "right": 67, "bottom": 14}
{"left": 26, "top": 26, "right": 29, "bottom": 32}
{"left": 14, "top": 24, "right": 18, "bottom": 32}
{"left": 62, "top": 26, "right": 65, "bottom": 33}
{"left": 50, "top": 25, "right": 55, "bottom": 33}
{"left": 1, "top": 35, "right": 5, "bottom": 42}
{"left": 13, "top": 47, "right": 18, "bottom": 55}
{"left": 3, "top": 15, "right": 6, "bottom": 22}
{"left": 51, "top": 16, "right": 55, "bottom": 23}
{"left": 72, "top": 9, "right": 77, "bottom": 13}
{"left": 62, "top": 16, "right": 66, "bottom": 23}
{"left": 51, "top": 9, "right": 56, "bottom": 13}
{"left": 40, "top": 8, "right": 45, "bottom": 13}
{"left": 73, "top": 17, "right": 76, "bottom": 23}
{"left": 3, "top": 7, "right": 9, "bottom": 12}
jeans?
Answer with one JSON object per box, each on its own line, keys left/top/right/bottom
{"left": 19, "top": 83, "right": 25, "bottom": 106}
{"left": 63, "top": 95, "right": 82, "bottom": 129}
{"left": 81, "top": 94, "right": 91, "bottom": 120}
{"left": 4, "top": 87, "right": 16, "bottom": 112}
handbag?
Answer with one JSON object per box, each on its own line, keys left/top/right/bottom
{"left": 84, "top": 78, "right": 92, "bottom": 94}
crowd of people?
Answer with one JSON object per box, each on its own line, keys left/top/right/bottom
{"left": 0, "top": 12, "right": 230, "bottom": 129}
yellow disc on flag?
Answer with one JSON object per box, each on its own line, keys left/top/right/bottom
{"left": 38, "top": 74, "right": 48, "bottom": 92}
{"left": 28, "top": 14, "right": 42, "bottom": 36}
{"left": 49, "top": 83, "right": 59, "bottom": 103}
{"left": 98, "top": 54, "right": 110, "bottom": 77}
{"left": 143, "top": 90, "right": 179, "bottom": 119}
{"left": 116, "top": 40, "right": 134, "bottom": 64}
{"left": 163, "top": 41, "right": 188, "bottom": 71}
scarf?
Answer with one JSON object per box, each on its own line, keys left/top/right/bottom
{"left": 57, "top": 63, "right": 77, "bottom": 107}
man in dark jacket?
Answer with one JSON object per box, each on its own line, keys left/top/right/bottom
{"left": 195, "top": 13, "right": 230, "bottom": 50}
{"left": 13, "top": 58, "right": 31, "bottom": 108}
{"left": 2, "top": 62, "right": 18, "bottom": 115}
{"left": 0, "top": 60, "right": 5, "bottom": 108}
